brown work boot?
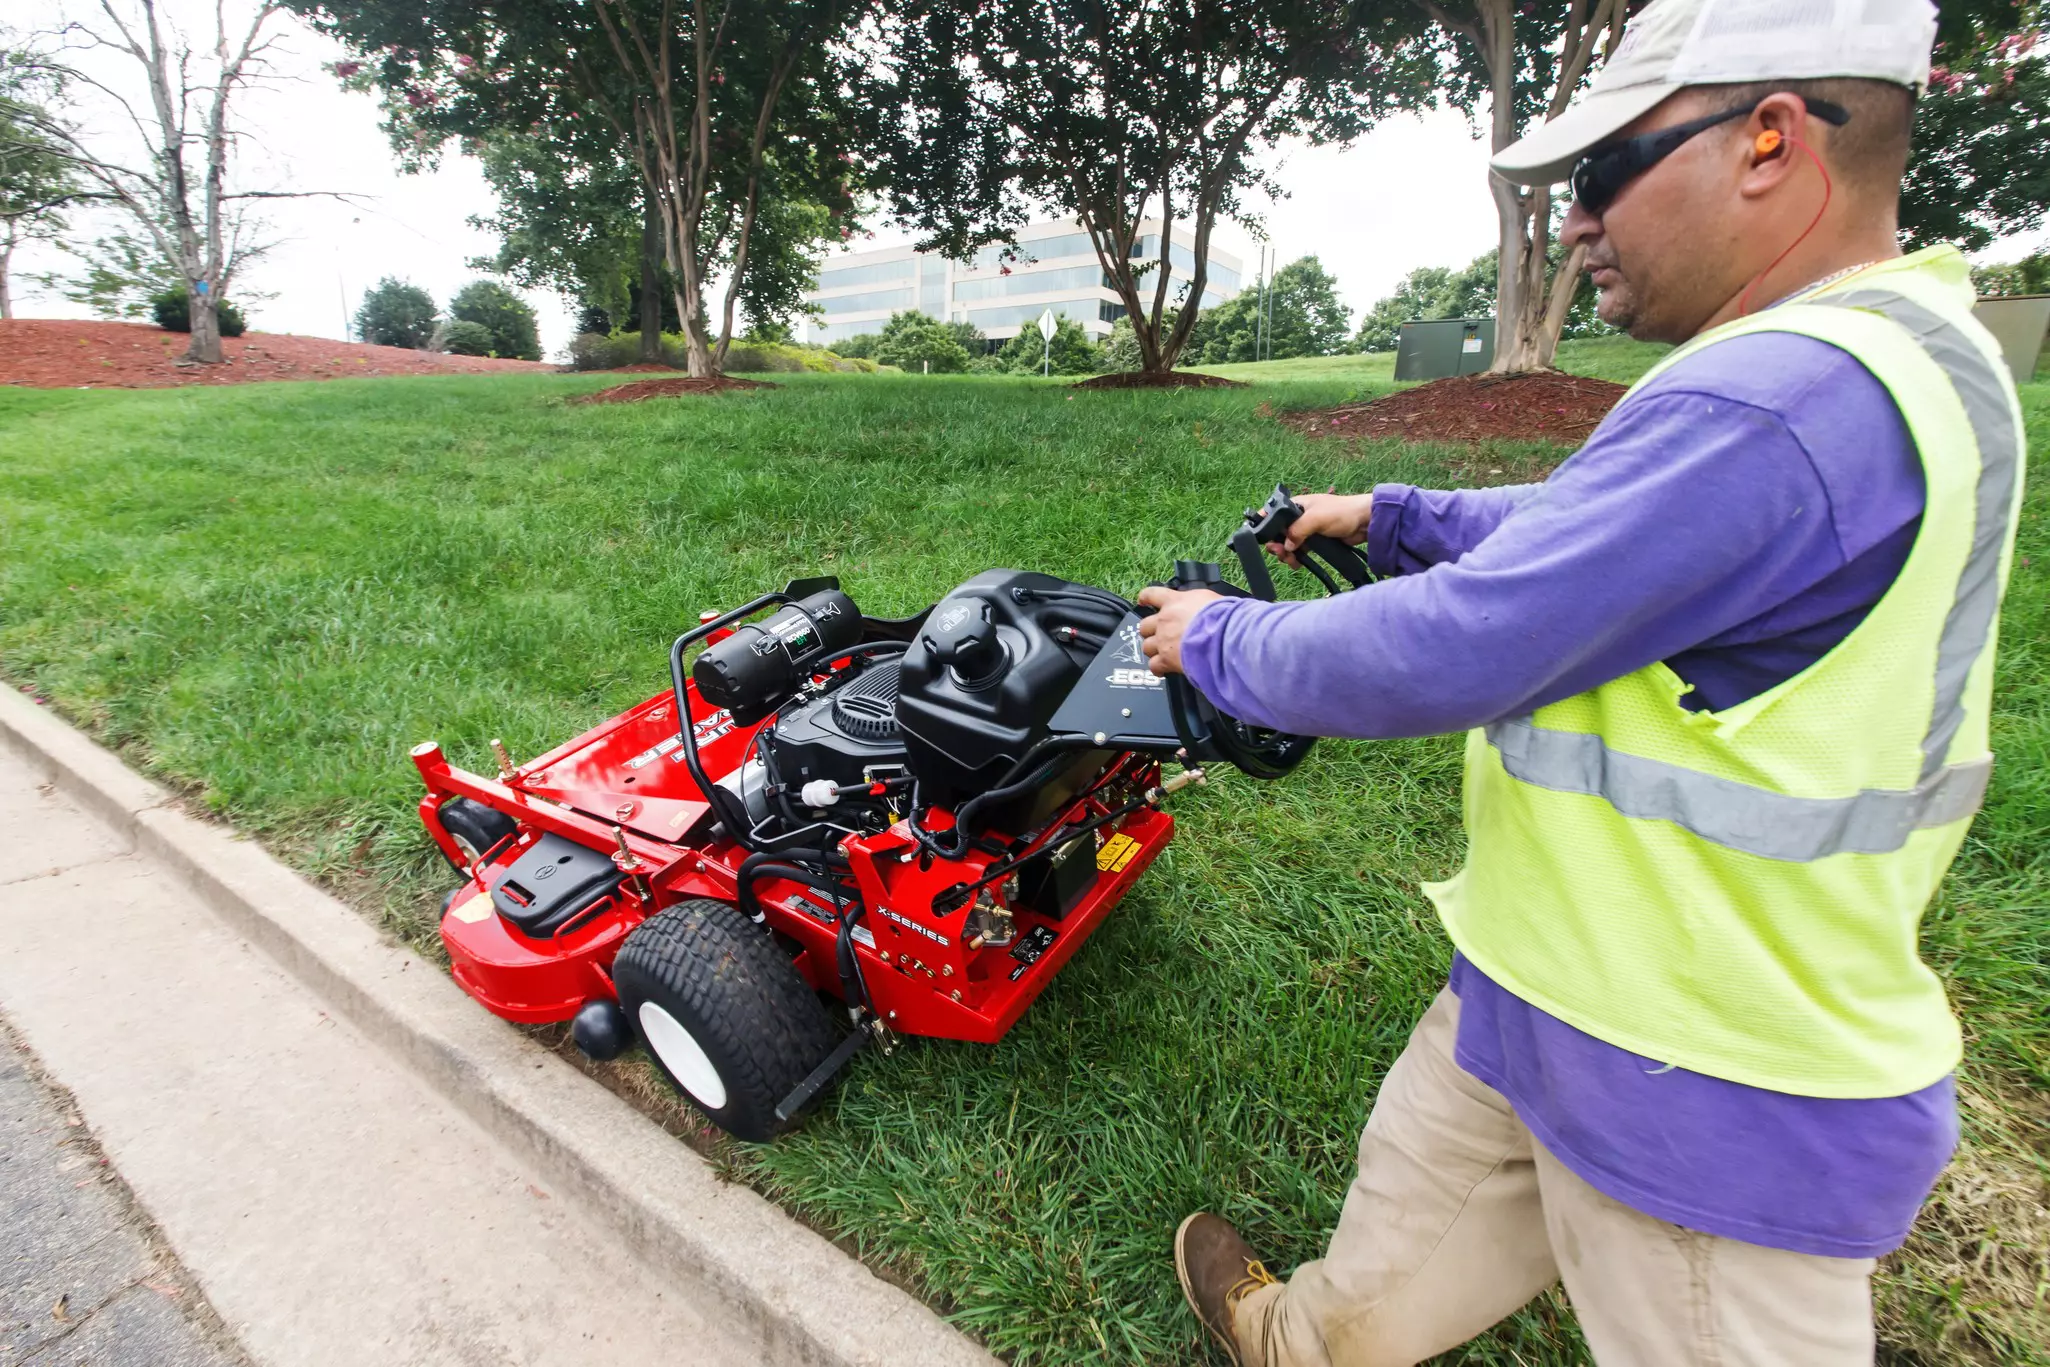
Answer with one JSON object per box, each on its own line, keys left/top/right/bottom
{"left": 1176, "top": 1212, "right": 1278, "bottom": 1366}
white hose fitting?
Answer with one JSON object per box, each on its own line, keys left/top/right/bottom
{"left": 800, "top": 779, "right": 842, "bottom": 808}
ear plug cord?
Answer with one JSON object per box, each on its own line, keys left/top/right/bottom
{"left": 1738, "top": 130, "right": 1833, "bottom": 316}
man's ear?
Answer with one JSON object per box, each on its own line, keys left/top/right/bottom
{"left": 1737, "top": 93, "right": 1813, "bottom": 200}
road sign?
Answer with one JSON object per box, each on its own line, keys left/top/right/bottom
{"left": 1037, "top": 309, "right": 1056, "bottom": 341}
{"left": 1038, "top": 309, "right": 1056, "bottom": 377}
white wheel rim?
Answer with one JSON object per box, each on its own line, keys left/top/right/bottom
{"left": 637, "top": 1002, "right": 729, "bottom": 1111}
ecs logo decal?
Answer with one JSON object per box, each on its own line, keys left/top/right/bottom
{"left": 1107, "top": 667, "right": 1163, "bottom": 689}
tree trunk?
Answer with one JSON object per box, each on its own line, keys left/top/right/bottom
{"left": 0, "top": 237, "right": 14, "bottom": 320}
{"left": 677, "top": 281, "right": 713, "bottom": 377}
{"left": 1459, "top": 0, "right": 1622, "bottom": 373}
{"left": 638, "top": 195, "right": 663, "bottom": 363}
{"left": 185, "top": 286, "right": 223, "bottom": 363}
{"left": 1490, "top": 187, "right": 1583, "bottom": 371}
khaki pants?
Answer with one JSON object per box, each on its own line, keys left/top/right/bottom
{"left": 1233, "top": 990, "right": 1877, "bottom": 1367}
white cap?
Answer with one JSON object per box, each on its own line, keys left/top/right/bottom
{"left": 1491, "top": 0, "right": 1938, "bottom": 186}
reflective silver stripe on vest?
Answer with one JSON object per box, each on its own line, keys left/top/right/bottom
{"left": 1818, "top": 289, "right": 2023, "bottom": 780}
{"left": 1485, "top": 288, "right": 2019, "bottom": 863}
{"left": 1487, "top": 718, "right": 1992, "bottom": 861}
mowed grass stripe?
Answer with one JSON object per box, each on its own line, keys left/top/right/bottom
{"left": 0, "top": 356, "right": 2042, "bottom": 1365}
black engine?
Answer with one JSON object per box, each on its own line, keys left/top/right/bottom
{"left": 688, "top": 571, "right": 1134, "bottom": 839}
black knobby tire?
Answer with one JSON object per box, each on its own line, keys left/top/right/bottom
{"left": 611, "top": 899, "right": 842, "bottom": 1142}
{"left": 435, "top": 797, "right": 517, "bottom": 873}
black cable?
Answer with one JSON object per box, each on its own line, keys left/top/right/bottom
{"left": 737, "top": 853, "right": 851, "bottom": 922}
{"left": 831, "top": 893, "right": 875, "bottom": 1017}
{"left": 953, "top": 794, "right": 1150, "bottom": 904}
{"left": 905, "top": 735, "right": 1099, "bottom": 861}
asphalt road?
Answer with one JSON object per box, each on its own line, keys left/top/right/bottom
{"left": 1, "top": 1023, "right": 247, "bottom": 1367}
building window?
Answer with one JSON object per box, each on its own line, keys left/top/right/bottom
{"left": 812, "top": 286, "right": 914, "bottom": 316}
{"left": 963, "top": 298, "right": 1104, "bottom": 330}
{"left": 952, "top": 263, "right": 1111, "bottom": 302}
{"left": 1099, "top": 300, "right": 1127, "bottom": 323}
{"left": 813, "top": 319, "right": 887, "bottom": 345}
{"left": 918, "top": 256, "right": 946, "bottom": 317}
{"left": 816, "top": 259, "right": 915, "bottom": 292}
{"left": 970, "top": 231, "right": 1098, "bottom": 270}
{"left": 1134, "top": 234, "right": 1200, "bottom": 276}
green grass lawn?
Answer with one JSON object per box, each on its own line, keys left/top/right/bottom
{"left": 1, "top": 351, "right": 2043, "bottom": 1365}
{"left": 1188, "top": 336, "right": 1674, "bottom": 387}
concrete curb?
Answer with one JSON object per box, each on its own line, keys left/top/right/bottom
{"left": 0, "top": 686, "right": 998, "bottom": 1367}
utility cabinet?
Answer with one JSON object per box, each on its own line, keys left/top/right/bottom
{"left": 1395, "top": 317, "right": 1496, "bottom": 380}
{"left": 1972, "top": 295, "right": 2050, "bottom": 385}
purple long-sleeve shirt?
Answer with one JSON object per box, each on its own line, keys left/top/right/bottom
{"left": 1182, "top": 331, "right": 1957, "bottom": 1258}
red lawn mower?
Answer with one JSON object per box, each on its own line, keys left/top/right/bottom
{"left": 413, "top": 488, "right": 1370, "bottom": 1140}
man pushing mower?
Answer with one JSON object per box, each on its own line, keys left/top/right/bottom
{"left": 1137, "top": 0, "right": 2025, "bottom": 1361}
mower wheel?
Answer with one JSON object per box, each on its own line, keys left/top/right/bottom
{"left": 612, "top": 899, "right": 841, "bottom": 1142}
{"left": 436, "top": 797, "right": 517, "bottom": 873}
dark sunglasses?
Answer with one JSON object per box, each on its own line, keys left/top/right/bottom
{"left": 1570, "top": 96, "right": 1851, "bottom": 215}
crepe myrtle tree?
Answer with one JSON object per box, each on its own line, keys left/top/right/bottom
{"left": 467, "top": 124, "right": 670, "bottom": 363}
{"left": 1900, "top": 22, "right": 2050, "bottom": 253}
{"left": 18, "top": 2, "right": 344, "bottom": 362}
{"left": 1426, "top": 0, "right": 2033, "bottom": 370}
{"left": 1417, "top": 0, "right": 1633, "bottom": 373}
{"left": 301, "top": 0, "right": 871, "bottom": 378}
{"left": 877, "top": 0, "right": 1439, "bottom": 376}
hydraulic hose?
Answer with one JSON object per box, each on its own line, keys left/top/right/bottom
{"left": 907, "top": 735, "right": 1099, "bottom": 861}
{"left": 737, "top": 852, "right": 852, "bottom": 923}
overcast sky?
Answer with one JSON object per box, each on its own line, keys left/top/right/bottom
{"left": 5, "top": 0, "right": 1515, "bottom": 357}
{"left": 14, "top": 1, "right": 2043, "bottom": 358}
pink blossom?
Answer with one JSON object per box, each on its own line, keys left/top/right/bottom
{"left": 334, "top": 59, "right": 361, "bottom": 78}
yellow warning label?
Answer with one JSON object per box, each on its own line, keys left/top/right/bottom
{"left": 1096, "top": 833, "right": 1140, "bottom": 874}
{"left": 448, "top": 889, "right": 495, "bottom": 924}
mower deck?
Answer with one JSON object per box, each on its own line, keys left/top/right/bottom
{"left": 415, "top": 679, "right": 1171, "bottom": 1044}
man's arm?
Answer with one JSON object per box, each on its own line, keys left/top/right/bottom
{"left": 1363, "top": 483, "right": 1545, "bottom": 576}
{"left": 1159, "top": 390, "right": 1859, "bottom": 740}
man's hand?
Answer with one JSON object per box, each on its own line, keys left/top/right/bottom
{"left": 1135, "top": 586, "right": 1223, "bottom": 676}
{"left": 1271, "top": 491, "right": 1374, "bottom": 567}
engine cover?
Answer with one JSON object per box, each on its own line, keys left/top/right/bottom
{"left": 894, "top": 570, "right": 1117, "bottom": 804}
{"left": 763, "top": 658, "right": 909, "bottom": 795}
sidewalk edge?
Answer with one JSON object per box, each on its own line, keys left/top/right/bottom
{"left": 0, "top": 685, "right": 996, "bottom": 1367}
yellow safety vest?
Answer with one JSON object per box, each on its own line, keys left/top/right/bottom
{"left": 1427, "top": 245, "right": 2026, "bottom": 1098}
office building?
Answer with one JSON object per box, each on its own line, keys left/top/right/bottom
{"left": 803, "top": 219, "right": 1244, "bottom": 348}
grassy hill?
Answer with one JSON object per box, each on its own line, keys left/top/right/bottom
{"left": 1, "top": 338, "right": 2043, "bottom": 1364}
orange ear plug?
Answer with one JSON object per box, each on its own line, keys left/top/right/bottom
{"left": 1754, "top": 129, "right": 1784, "bottom": 157}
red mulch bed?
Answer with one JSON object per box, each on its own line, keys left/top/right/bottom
{"left": 570, "top": 375, "right": 778, "bottom": 404}
{"left": 1072, "top": 370, "right": 1247, "bottom": 389}
{"left": 0, "top": 318, "right": 553, "bottom": 389}
{"left": 1286, "top": 371, "right": 1627, "bottom": 444}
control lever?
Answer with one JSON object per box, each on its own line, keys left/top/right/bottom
{"left": 1228, "top": 485, "right": 1373, "bottom": 601}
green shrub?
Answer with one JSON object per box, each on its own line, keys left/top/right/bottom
{"left": 876, "top": 318, "right": 971, "bottom": 373}
{"left": 449, "top": 280, "right": 542, "bottom": 361}
{"left": 441, "top": 320, "right": 497, "bottom": 356}
{"left": 355, "top": 278, "right": 438, "bottom": 348}
{"left": 564, "top": 331, "right": 869, "bottom": 374}
{"left": 995, "top": 315, "right": 1102, "bottom": 375}
{"left": 833, "top": 332, "right": 882, "bottom": 360}
{"left": 724, "top": 342, "right": 811, "bottom": 373}
{"left": 1100, "top": 316, "right": 1142, "bottom": 372}
{"left": 150, "top": 288, "right": 247, "bottom": 337}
